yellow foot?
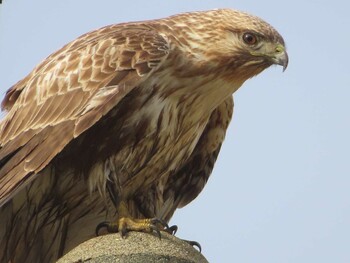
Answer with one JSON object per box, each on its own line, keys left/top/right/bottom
{"left": 95, "top": 217, "right": 170, "bottom": 238}
{"left": 95, "top": 219, "right": 201, "bottom": 251}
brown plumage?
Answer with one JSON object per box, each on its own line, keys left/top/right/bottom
{"left": 0, "top": 9, "right": 288, "bottom": 263}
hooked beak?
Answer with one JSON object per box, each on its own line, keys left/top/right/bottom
{"left": 271, "top": 44, "right": 288, "bottom": 71}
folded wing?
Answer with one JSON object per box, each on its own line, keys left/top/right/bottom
{"left": 0, "top": 24, "right": 170, "bottom": 206}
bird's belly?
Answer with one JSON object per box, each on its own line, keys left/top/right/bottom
{"left": 116, "top": 108, "right": 208, "bottom": 198}
{"left": 87, "top": 93, "right": 210, "bottom": 201}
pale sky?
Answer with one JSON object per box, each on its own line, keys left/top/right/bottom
{"left": 1, "top": 1, "right": 350, "bottom": 262}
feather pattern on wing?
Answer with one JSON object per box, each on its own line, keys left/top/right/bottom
{"left": 0, "top": 25, "right": 170, "bottom": 206}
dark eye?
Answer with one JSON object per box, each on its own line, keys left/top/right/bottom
{"left": 243, "top": 33, "right": 258, "bottom": 45}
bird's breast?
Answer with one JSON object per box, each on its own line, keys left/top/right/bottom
{"left": 86, "top": 83, "right": 211, "bottom": 200}
{"left": 86, "top": 66, "right": 239, "bottom": 200}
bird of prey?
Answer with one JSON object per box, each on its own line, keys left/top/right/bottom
{"left": 0, "top": 9, "right": 288, "bottom": 263}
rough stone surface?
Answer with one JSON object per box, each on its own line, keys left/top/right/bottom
{"left": 57, "top": 232, "right": 209, "bottom": 263}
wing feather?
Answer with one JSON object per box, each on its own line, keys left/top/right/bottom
{"left": 0, "top": 24, "right": 170, "bottom": 206}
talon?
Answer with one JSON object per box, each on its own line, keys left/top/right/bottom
{"left": 121, "top": 224, "right": 128, "bottom": 238}
{"left": 167, "top": 225, "right": 178, "bottom": 235}
{"left": 95, "top": 221, "right": 118, "bottom": 236}
{"left": 95, "top": 221, "right": 109, "bottom": 236}
{"left": 149, "top": 224, "right": 162, "bottom": 239}
{"left": 184, "top": 239, "right": 202, "bottom": 252}
{"left": 150, "top": 218, "right": 169, "bottom": 230}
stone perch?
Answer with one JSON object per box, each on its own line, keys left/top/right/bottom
{"left": 57, "top": 232, "right": 209, "bottom": 263}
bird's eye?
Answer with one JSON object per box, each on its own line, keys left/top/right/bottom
{"left": 242, "top": 33, "right": 258, "bottom": 45}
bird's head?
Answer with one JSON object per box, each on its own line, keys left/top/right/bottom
{"left": 212, "top": 9, "right": 288, "bottom": 81}
{"left": 171, "top": 9, "right": 288, "bottom": 83}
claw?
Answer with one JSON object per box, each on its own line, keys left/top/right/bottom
{"left": 167, "top": 225, "right": 178, "bottom": 235}
{"left": 149, "top": 224, "right": 162, "bottom": 239}
{"left": 95, "top": 221, "right": 109, "bottom": 236}
{"left": 184, "top": 239, "right": 202, "bottom": 252}
{"left": 149, "top": 218, "right": 169, "bottom": 239}
{"left": 95, "top": 221, "right": 118, "bottom": 236}
{"left": 120, "top": 224, "right": 128, "bottom": 238}
{"left": 150, "top": 218, "right": 169, "bottom": 229}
